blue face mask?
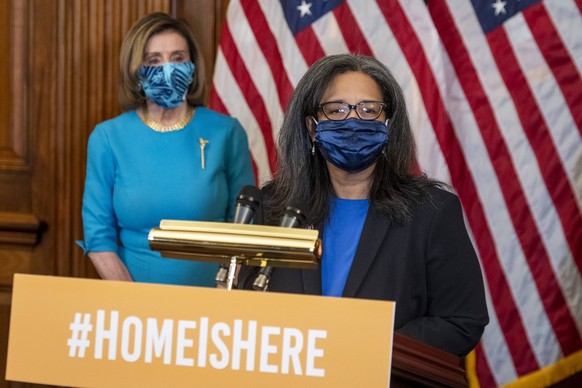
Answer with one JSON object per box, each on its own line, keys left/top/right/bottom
{"left": 139, "top": 62, "right": 195, "bottom": 109}
{"left": 314, "top": 117, "right": 389, "bottom": 173}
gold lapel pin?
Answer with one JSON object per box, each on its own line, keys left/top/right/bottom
{"left": 199, "top": 138, "right": 209, "bottom": 169}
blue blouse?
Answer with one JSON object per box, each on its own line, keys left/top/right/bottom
{"left": 79, "top": 107, "right": 255, "bottom": 286}
{"left": 321, "top": 198, "right": 370, "bottom": 297}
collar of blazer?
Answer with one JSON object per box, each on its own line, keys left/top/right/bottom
{"left": 300, "top": 208, "right": 391, "bottom": 297}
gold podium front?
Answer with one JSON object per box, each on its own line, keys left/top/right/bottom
{"left": 148, "top": 220, "right": 322, "bottom": 269}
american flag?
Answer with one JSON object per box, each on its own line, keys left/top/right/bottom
{"left": 209, "top": 0, "right": 582, "bottom": 386}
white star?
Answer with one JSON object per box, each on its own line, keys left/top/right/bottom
{"left": 491, "top": 0, "right": 507, "bottom": 16}
{"left": 297, "top": 1, "right": 313, "bottom": 18}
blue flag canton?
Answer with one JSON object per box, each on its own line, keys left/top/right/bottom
{"left": 281, "top": 0, "right": 345, "bottom": 35}
{"left": 471, "top": 0, "right": 541, "bottom": 33}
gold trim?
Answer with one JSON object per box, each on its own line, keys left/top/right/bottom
{"left": 142, "top": 105, "right": 194, "bottom": 132}
{"left": 503, "top": 349, "right": 582, "bottom": 388}
{"left": 148, "top": 221, "right": 322, "bottom": 268}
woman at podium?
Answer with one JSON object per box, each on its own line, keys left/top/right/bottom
{"left": 239, "top": 53, "right": 488, "bottom": 357}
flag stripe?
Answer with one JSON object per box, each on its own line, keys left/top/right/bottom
{"left": 212, "top": 48, "right": 272, "bottom": 182}
{"left": 228, "top": 1, "right": 285, "bottom": 143}
{"left": 496, "top": 14, "right": 582, "bottom": 332}
{"left": 487, "top": 27, "right": 582, "bottom": 353}
{"left": 386, "top": 0, "right": 540, "bottom": 373}
{"left": 313, "top": 12, "right": 350, "bottom": 55}
{"left": 209, "top": 88, "right": 228, "bottom": 115}
{"left": 333, "top": 3, "right": 373, "bottom": 56}
{"left": 448, "top": 0, "right": 576, "bottom": 364}
{"left": 523, "top": 4, "right": 582, "bottom": 136}
{"left": 455, "top": 3, "right": 582, "bottom": 342}
{"left": 240, "top": 0, "right": 294, "bottom": 111}
{"left": 257, "top": 0, "right": 308, "bottom": 88}
{"left": 453, "top": 1, "right": 582, "bottom": 351}
{"left": 544, "top": 0, "right": 582, "bottom": 75}
{"left": 219, "top": 23, "right": 278, "bottom": 173}
{"left": 294, "top": 27, "right": 326, "bottom": 66}
{"left": 431, "top": 0, "right": 580, "bottom": 382}
{"left": 476, "top": 344, "right": 497, "bottom": 387}
{"left": 208, "top": 91, "right": 260, "bottom": 182}
{"left": 427, "top": 0, "right": 569, "bottom": 374}
{"left": 479, "top": 284, "right": 519, "bottom": 385}
{"left": 506, "top": 8, "right": 582, "bottom": 213}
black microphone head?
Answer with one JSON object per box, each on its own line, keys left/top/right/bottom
{"left": 236, "top": 185, "right": 263, "bottom": 209}
{"left": 233, "top": 185, "right": 263, "bottom": 224}
{"left": 280, "top": 198, "right": 308, "bottom": 228}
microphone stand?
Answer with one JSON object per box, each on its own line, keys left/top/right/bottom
{"left": 216, "top": 185, "right": 263, "bottom": 289}
{"left": 226, "top": 255, "right": 238, "bottom": 291}
{"left": 252, "top": 200, "right": 308, "bottom": 291}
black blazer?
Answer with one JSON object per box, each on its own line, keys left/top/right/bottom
{"left": 239, "top": 187, "right": 489, "bottom": 356}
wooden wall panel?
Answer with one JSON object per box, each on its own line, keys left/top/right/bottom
{"left": 2, "top": 2, "right": 176, "bottom": 386}
{"left": 0, "top": 0, "right": 8, "bottom": 147}
{"left": 56, "top": 0, "right": 171, "bottom": 278}
{"left": 0, "top": 1, "right": 31, "bottom": 217}
{"left": 0, "top": 1, "right": 224, "bottom": 386}
{"left": 174, "top": 0, "right": 229, "bottom": 98}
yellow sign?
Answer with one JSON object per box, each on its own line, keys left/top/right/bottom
{"left": 7, "top": 274, "right": 395, "bottom": 387}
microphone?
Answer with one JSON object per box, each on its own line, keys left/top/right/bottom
{"left": 252, "top": 198, "right": 307, "bottom": 291}
{"left": 215, "top": 185, "right": 263, "bottom": 287}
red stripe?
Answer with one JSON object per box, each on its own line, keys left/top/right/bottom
{"left": 209, "top": 90, "right": 259, "bottom": 185}
{"left": 423, "top": 0, "right": 541, "bottom": 374}
{"left": 335, "top": 0, "right": 420, "bottom": 174}
{"left": 487, "top": 27, "right": 582, "bottom": 353}
{"left": 475, "top": 344, "right": 497, "bottom": 388}
{"left": 209, "top": 87, "right": 229, "bottom": 115}
{"left": 239, "top": 0, "right": 294, "bottom": 110}
{"left": 294, "top": 27, "right": 325, "bottom": 66}
{"left": 220, "top": 23, "right": 278, "bottom": 173}
{"left": 333, "top": 3, "right": 373, "bottom": 56}
{"left": 523, "top": 3, "right": 582, "bottom": 136}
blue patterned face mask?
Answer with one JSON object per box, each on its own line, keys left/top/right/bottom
{"left": 314, "top": 117, "right": 389, "bottom": 173}
{"left": 139, "top": 62, "right": 195, "bottom": 109}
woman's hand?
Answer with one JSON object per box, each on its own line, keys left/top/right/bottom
{"left": 88, "top": 251, "right": 133, "bottom": 281}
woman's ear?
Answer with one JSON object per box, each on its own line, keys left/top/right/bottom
{"left": 305, "top": 116, "right": 316, "bottom": 141}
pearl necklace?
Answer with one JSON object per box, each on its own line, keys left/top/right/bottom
{"left": 142, "top": 105, "right": 194, "bottom": 132}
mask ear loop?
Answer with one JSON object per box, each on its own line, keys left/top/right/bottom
{"left": 308, "top": 116, "right": 318, "bottom": 156}
{"left": 382, "top": 118, "right": 390, "bottom": 155}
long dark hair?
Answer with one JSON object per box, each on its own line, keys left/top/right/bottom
{"left": 265, "top": 53, "right": 442, "bottom": 227}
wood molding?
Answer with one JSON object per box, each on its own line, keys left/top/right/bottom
{"left": 0, "top": 212, "right": 43, "bottom": 246}
{"left": 392, "top": 333, "right": 467, "bottom": 387}
{"left": 0, "top": 0, "right": 29, "bottom": 172}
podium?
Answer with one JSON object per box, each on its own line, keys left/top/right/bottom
{"left": 7, "top": 219, "right": 468, "bottom": 386}
{"left": 6, "top": 274, "right": 468, "bottom": 387}
{"left": 392, "top": 333, "right": 467, "bottom": 387}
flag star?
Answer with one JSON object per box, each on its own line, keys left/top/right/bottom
{"left": 491, "top": 0, "right": 507, "bottom": 16}
{"left": 297, "top": 1, "right": 313, "bottom": 18}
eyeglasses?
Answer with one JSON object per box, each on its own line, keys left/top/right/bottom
{"left": 318, "top": 101, "right": 386, "bottom": 121}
